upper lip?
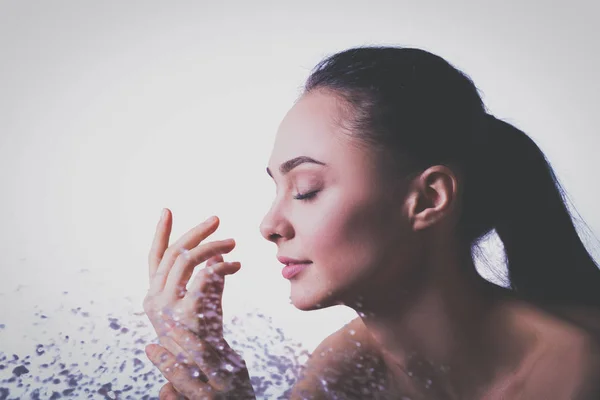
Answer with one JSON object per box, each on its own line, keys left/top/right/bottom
{"left": 277, "top": 256, "right": 312, "bottom": 265}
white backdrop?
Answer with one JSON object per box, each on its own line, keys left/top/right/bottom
{"left": 1, "top": 1, "right": 599, "bottom": 398}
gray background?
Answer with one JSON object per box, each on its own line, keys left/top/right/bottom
{"left": 0, "top": 0, "right": 598, "bottom": 397}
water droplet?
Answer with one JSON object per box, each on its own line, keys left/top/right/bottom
{"left": 180, "top": 248, "right": 191, "bottom": 260}
{"left": 349, "top": 329, "right": 356, "bottom": 335}
{"left": 192, "top": 369, "right": 201, "bottom": 378}
{"left": 224, "top": 363, "right": 234, "bottom": 372}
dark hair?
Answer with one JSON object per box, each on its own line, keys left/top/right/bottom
{"left": 302, "top": 45, "right": 600, "bottom": 309}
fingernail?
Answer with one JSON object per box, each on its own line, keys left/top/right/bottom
{"left": 207, "top": 215, "right": 217, "bottom": 223}
{"left": 160, "top": 208, "right": 167, "bottom": 221}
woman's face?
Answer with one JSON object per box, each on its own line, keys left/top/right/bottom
{"left": 259, "top": 90, "right": 419, "bottom": 311}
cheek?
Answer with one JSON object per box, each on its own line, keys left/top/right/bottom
{"left": 307, "top": 197, "right": 393, "bottom": 280}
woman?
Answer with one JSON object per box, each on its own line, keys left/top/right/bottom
{"left": 143, "top": 46, "right": 600, "bottom": 399}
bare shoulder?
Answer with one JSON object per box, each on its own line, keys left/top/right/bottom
{"left": 570, "top": 334, "right": 600, "bottom": 399}
{"left": 550, "top": 305, "right": 600, "bottom": 341}
{"left": 510, "top": 300, "right": 600, "bottom": 346}
{"left": 522, "top": 326, "right": 600, "bottom": 399}
{"left": 289, "top": 317, "right": 389, "bottom": 399}
{"left": 514, "top": 303, "right": 600, "bottom": 399}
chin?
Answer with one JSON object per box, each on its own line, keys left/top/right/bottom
{"left": 289, "top": 290, "right": 320, "bottom": 311}
{"left": 291, "top": 300, "right": 317, "bottom": 311}
{"left": 289, "top": 284, "right": 341, "bottom": 311}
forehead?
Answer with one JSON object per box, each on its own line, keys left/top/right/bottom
{"left": 269, "top": 91, "right": 354, "bottom": 167}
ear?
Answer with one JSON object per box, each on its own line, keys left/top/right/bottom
{"left": 405, "top": 165, "right": 459, "bottom": 232}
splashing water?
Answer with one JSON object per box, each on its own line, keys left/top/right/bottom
{"left": 0, "top": 288, "right": 310, "bottom": 399}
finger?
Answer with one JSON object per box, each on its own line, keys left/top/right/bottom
{"left": 202, "top": 254, "right": 227, "bottom": 309}
{"left": 149, "top": 208, "right": 173, "bottom": 282}
{"left": 158, "top": 319, "right": 223, "bottom": 370}
{"left": 206, "top": 254, "right": 224, "bottom": 267}
{"left": 185, "top": 261, "right": 241, "bottom": 338}
{"left": 144, "top": 315, "right": 194, "bottom": 368}
{"left": 187, "top": 261, "right": 241, "bottom": 300}
{"left": 163, "top": 239, "right": 237, "bottom": 297}
{"left": 149, "top": 216, "right": 220, "bottom": 295}
{"left": 199, "top": 254, "right": 227, "bottom": 308}
{"left": 164, "top": 322, "right": 246, "bottom": 392}
{"left": 151, "top": 327, "right": 211, "bottom": 382}
{"left": 158, "top": 334, "right": 196, "bottom": 367}
{"left": 182, "top": 262, "right": 241, "bottom": 343}
{"left": 146, "top": 343, "right": 216, "bottom": 399}
{"left": 159, "top": 382, "right": 186, "bottom": 400}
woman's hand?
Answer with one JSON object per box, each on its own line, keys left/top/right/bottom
{"left": 144, "top": 210, "right": 239, "bottom": 338}
{"left": 145, "top": 317, "right": 255, "bottom": 399}
{"left": 143, "top": 209, "right": 255, "bottom": 399}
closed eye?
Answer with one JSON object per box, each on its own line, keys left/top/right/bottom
{"left": 293, "top": 190, "right": 319, "bottom": 201}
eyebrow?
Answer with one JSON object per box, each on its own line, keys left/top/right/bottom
{"left": 266, "top": 156, "right": 326, "bottom": 178}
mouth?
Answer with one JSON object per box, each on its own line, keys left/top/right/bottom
{"left": 281, "top": 262, "right": 312, "bottom": 280}
{"left": 276, "top": 255, "right": 312, "bottom": 265}
{"left": 283, "top": 261, "right": 311, "bottom": 266}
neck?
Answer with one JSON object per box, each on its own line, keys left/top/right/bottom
{"left": 348, "top": 237, "right": 527, "bottom": 397}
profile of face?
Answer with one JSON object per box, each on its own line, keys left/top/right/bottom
{"left": 259, "top": 90, "right": 424, "bottom": 312}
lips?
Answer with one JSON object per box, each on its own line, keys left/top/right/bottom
{"left": 277, "top": 256, "right": 312, "bottom": 279}
{"left": 277, "top": 256, "right": 311, "bottom": 265}
{"left": 281, "top": 262, "right": 312, "bottom": 279}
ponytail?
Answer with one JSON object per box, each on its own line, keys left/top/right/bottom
{"left": 465, "top": 115, "right": 600, "bottom": 308}
{"left": 301, "top": 45, "right": 600, "bottom": 311}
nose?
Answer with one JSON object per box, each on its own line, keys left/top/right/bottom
{"left": 259, "top": 205, "right": 291, "bottom": 243}
{"left": 259, "top": 212, "right": 280, "bottom": 243}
